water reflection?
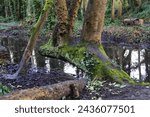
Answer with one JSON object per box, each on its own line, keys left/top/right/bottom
{"left": 104, "top": 44, "right": 150, "bottom": 82}
{"left": 0, "top": 38, "right": 150, "bottom": 82}
{"left": 31, "top": 49, "right": 38, "bottom": 72}
{"left": 45, "top": 57, "right": 50, "bottom": 73}
{"left": 0, "top": 38, "right": 80, "bottom": 77}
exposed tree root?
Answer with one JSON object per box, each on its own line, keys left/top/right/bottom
{"left": 0, "top": 79, "right": 86, "bottom": 100}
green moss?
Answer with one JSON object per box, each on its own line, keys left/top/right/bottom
{"left": 40, "top": 42, "right": 136, "bottom": 84}
{"left": 43, "top": 0, "right": 53, "bottom": 11}
{"left": 99, "top": 44, "right": 108, "bottom": 57}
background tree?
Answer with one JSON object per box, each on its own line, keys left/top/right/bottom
{"left": 111, "top": 0, "right": 115, "bottom": 20}
{"left": 118, "top": 0, "right": 123, "bottom": 18}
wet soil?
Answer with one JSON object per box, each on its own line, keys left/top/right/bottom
{"left": 0, "top": 26, "right": 150, "bottom": 100}
{"left": 0, "top": 64, "right": 75, "bottom": 91}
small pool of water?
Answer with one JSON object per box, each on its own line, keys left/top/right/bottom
{"left": 0, "top": 38, "right": 150, "bottom": 82}
{"left": 104, "top": 44, "right": 150, "bottom": 82}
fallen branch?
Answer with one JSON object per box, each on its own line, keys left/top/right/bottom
{"left": 0, "top": 79, "right": 86, "bottom": 100}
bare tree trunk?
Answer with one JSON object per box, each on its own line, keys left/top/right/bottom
{"left": 4, "top": 0, "right": 8, "bottom": 18}
{"left": 111, "top": 0, "right": 115, "bottom": 20}
{"left": 118, "top": 0, "right": 123, "bottom": 18}
{"left": 81, "top": 0, "right": 107, "bottom": 44}
{"left": 8, "top": 0, "right": 13, "bottom": 19}
{"left": 138, "top": 49, "right": 142, "bottom": 81}
{"left": 26, "top": 0, "right": 32, "bottom": 18}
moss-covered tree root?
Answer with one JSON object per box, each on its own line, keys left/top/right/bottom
{"left": 39, "top": 42, "right": 135, "bottom": 84}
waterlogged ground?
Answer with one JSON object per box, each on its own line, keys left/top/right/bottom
{"left": 0, "top": 25, "right": 150, "bottom": 100}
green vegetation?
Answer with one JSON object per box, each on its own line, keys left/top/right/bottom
{"left": 125, "top": 1, "right": 150, "bottom": 20}
{"left": 0, "top": 83, "right": 10, "bottom": 96}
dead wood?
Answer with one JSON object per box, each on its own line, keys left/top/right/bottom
{"left": 0, "top": 79, "right": 86, "bottom": 100}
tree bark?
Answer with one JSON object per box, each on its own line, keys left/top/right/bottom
{"left": 118, "top": 0, "right": 122, "bottom": 18}
{"left": 68, "top": 0, "right": 81, "bottom": 36}
{"left": 52, "top": 0, "right": 81, "bottom": 46}
{"left": 26, "top": 0, "right": 32, "bottom": 18}
{"left": 81, "top": 0, "right": 107, "bottom": 44}
{"left": 40, "top": 0, "right": 135, "bottom": 84}
{"left": 82, "top": 0, "right": 88, "bottom": 16}
{"left": 111, "top": 0, "right": 115, "bottom": 20}
{"left": 52, "top": 0, "right": 69, "bottom": 46}
{"left": 3, "top": 0, "right": 53, "bottom": 79}
{"left": 0, "top": 80, "right": 86, "bottom": 100}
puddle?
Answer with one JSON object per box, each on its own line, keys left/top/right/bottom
{"left": 0, "top": 38, "right": 150, "bottom": 82}
{"left": 104, "top": 44, "right": 150, "bottom": 82}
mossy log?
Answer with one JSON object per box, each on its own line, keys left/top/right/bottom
{"left": 0, "top": 79, "right": 86, "bottom": 100}
{"left": 39, "top": 41, "right": 135, "bottom": 84}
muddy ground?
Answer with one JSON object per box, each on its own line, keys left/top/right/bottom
{"left": 0, "top": 26, "right": 150, "bottom": 100}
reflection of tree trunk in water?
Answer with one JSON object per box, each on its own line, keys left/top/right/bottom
{"left": 76, "top": 69, "right": 84, "bottom": 78}
{"left": 119, "top": 46, "right": 123, "bottom": 69}
{"left": 58, "top": 60, "right": 65, "bottom": 71}
{"left": 127, "top": 50, "right": 132, "bottom": 76}
{"left": 35, "top": 52, "right": 45, "bottom": 67}
{"left": 49, "top": 58, "right": 61, "bottom": 70}
{"left": 115, "top": 47, "right": 120, "bottom": 64}
{"left": 8, "top": 48, "right": 14, "bottom": 64}
{"left": 123, "top": 49, "right": 132, "bottom": 76}
{"left": 45, "top": 57, "right": 50, "bottom": 72}
{"left": 31, "top": 49, "right": 37, "bottom": 71}
{"left": 49, "top": 59, "right": 64, "bottom": 72}
{"left": 145, "top": 50, "right": 150, "bottom": 82}
{"left": 5, "top": 40, "right": 15, "bottom": 64}
{"left": 4, "top": 39, "right": 15, "bottom": 64}
{"left": 138, "top": 49, "right": 142, "bottom": 81}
